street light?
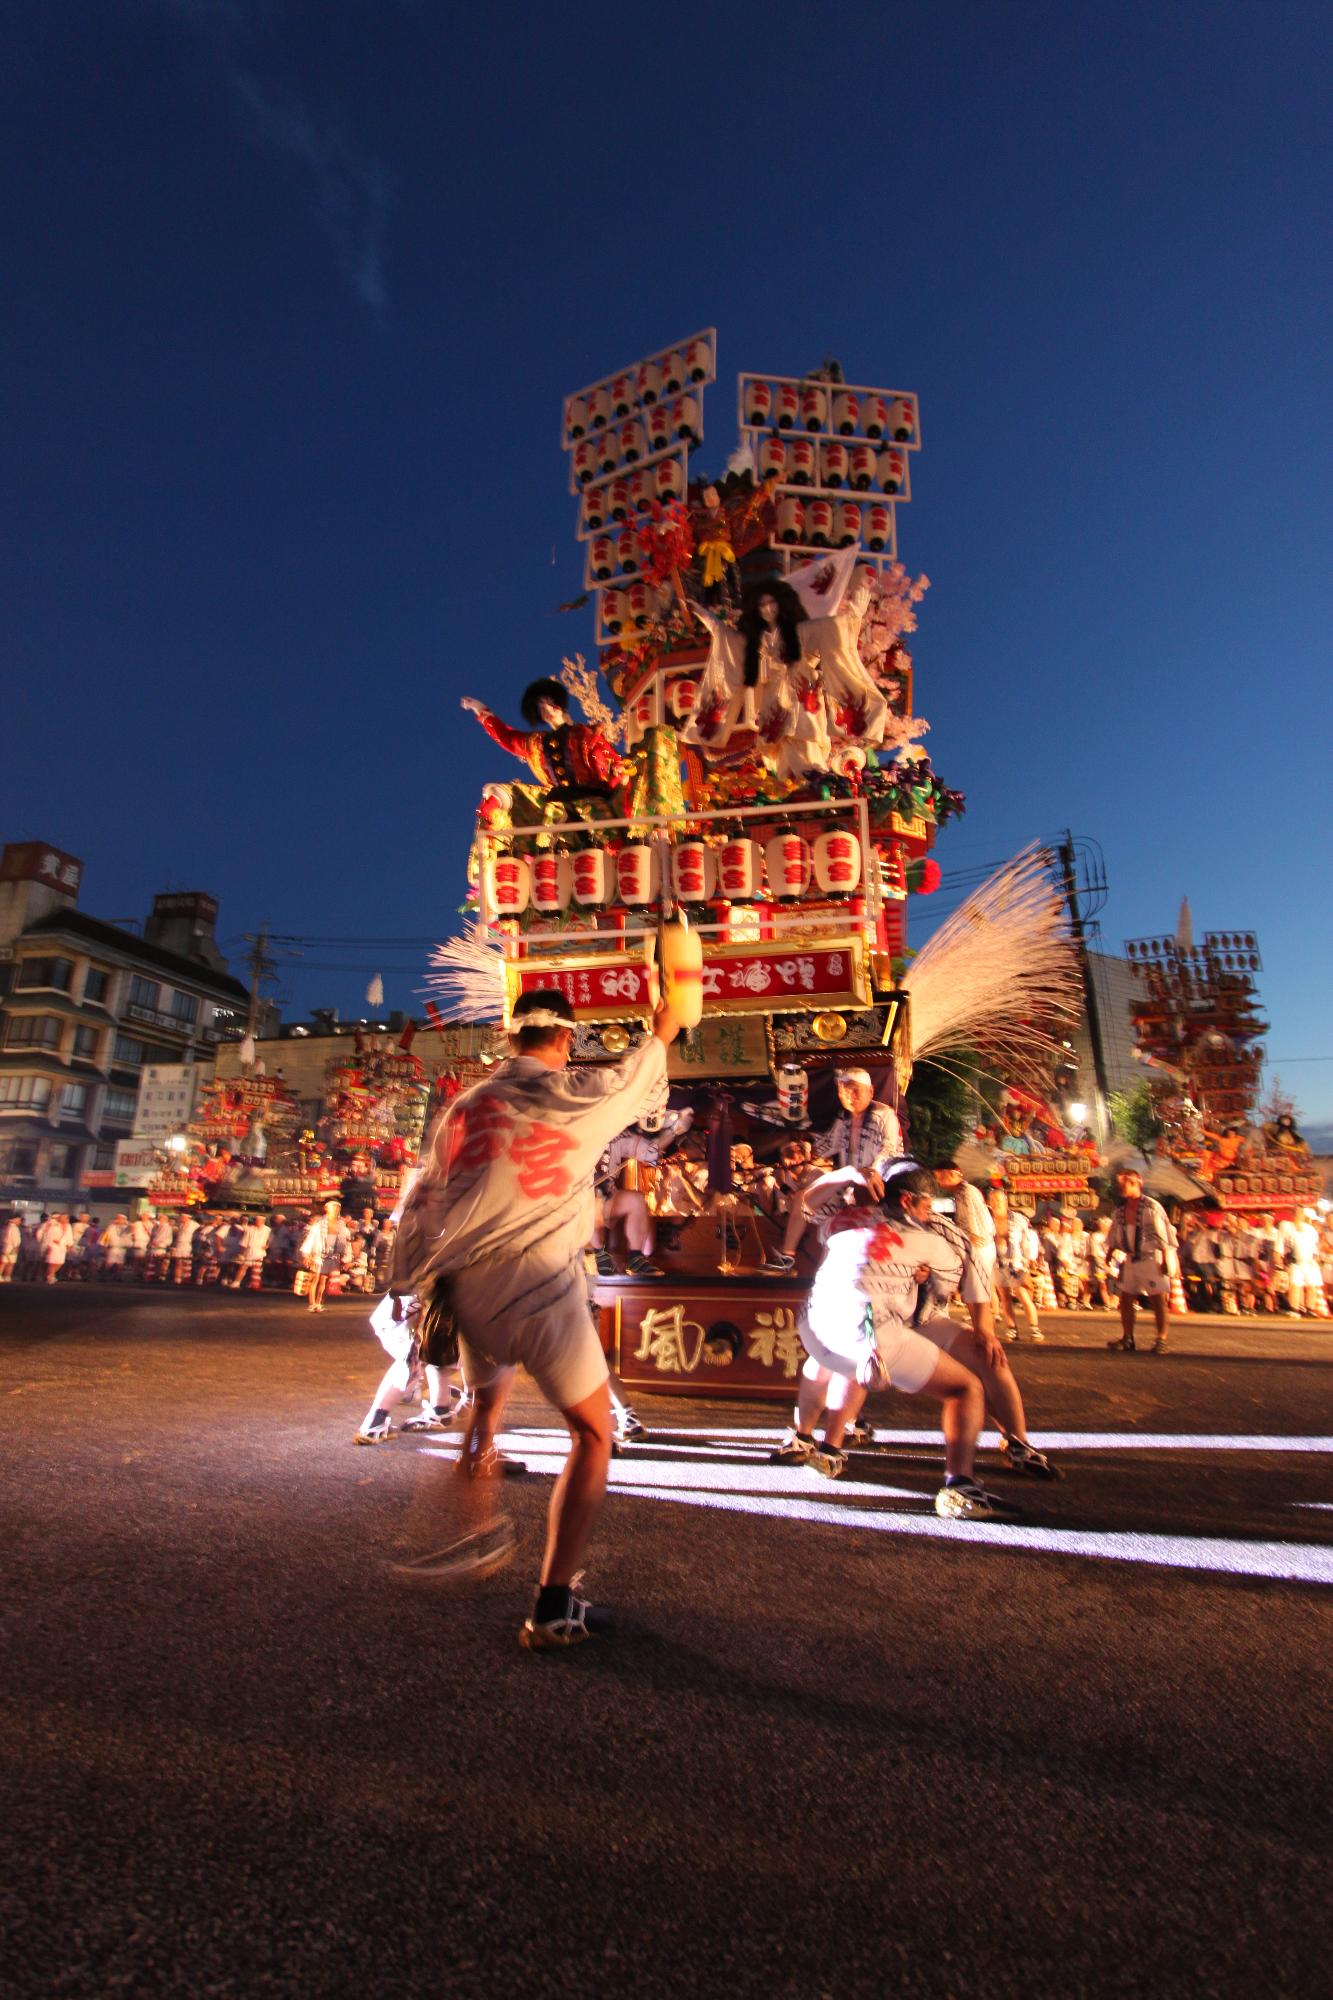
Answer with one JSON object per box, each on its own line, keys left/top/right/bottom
{"left": 1068, "top": 1101, "right": 1088, "bottom": 1127}
{"left": 167, "top": 1134, "right": 187, "bottom": 1155}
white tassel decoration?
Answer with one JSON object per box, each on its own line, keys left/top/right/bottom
{"left": 424, "top": 922, "right": 509, "bottom": 1023}
{"left": 366, "top": 973, "right": 384, "bottom": 1008}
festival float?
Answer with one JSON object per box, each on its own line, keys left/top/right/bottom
{"left": 433, "top": 331, "right": 1080, "bottom": 1399}
{"left": 145, "top": 1068, "right": 303, "bottom": 1209}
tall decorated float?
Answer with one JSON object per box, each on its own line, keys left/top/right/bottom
{"left": 434, "top": 332, "right": 1079, "bottom": 1398}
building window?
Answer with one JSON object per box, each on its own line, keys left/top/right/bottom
{"left": 129, "top": 975, "right": 160, "bottom": 1010}
{"left": 83, "top": 968, "right": 110, "bottom": 1005}
{"left": 72, "top": 1026, "right": 99, "bottom": 1061}
{"left": 91, "top": 1142, "right": 117, "bottom": 1171}
{"left": 113, "top": 1034, "right": 152, "bottom": 1068}
{"left": 103, "top": 1088, "right": 137, "bottom": 1125}
{"left": 47, "top": 1142, "right": 78, "bottom": 1179}
{"left": 169, "top": 990, "right": 200, "bottom": 1026}
{"left": 0, "top": 1139, "right": 38, "bottom": 1177}
{"left": 4, "top": 1015, "right": 61, "bottom": 1051}
{"left": 59, "top": 1083, "right": 89, "bottom": 1117}
{"left": 14, "top": 957, "right": 73, "bottom": 993}
{"left": 0, "top": 1076, "right": 52, "bottom": 1111}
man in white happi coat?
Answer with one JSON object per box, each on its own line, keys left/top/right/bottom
{"left": 389, "top": 986, "right": 680, "bottom": 1649}
{"left": 763, "top": 1067, "right": 903, "bottom": 1273}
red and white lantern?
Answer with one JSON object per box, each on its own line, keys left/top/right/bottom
{"left": 616, "top": 529, "right": 639, "bottom": 574}
{"left": 566, "top": 395, "right": 590, "bottom": 440}
{"left": 685, "top": 337, "right": 711, "bottom": 381}
{"left": 864, "top": 503, "right": 893, "bottom": 552}
{"left": 590, "top": 536, "right": 616, "bottom": 581}
{"left": 800, "top": 384, "right": 828, "bottom": 432}
{"left": 776, "top": 496, "right": 804, "bottom": 545}
{"left": 813, "top": 828, "right": 863, "bottom": 896}
{"left": 601, "top": 588, "right": 628, "bottom": 635}
{"left": 646, "top": 404, "right": 671, "bottom": 452}
{"left": 849, "top": 444, "right": 877, "bottom": 491}
{"left": 889, "top": 396, "right": 916, "bottom": 442}
{"left": 672, "top": 838, "right": 715, "bottom": 904}
{"left": 636, "top": 360, "right": 661, "bottom": 406}
{"left": 671, "top": 394, "right": 700, "bottom": 442}
{"left": 572, "top": 440, "right": 598, "bottom": 487}
{"left": 626, "top": 580, "right": 660, "bottom": 629}
{"left": 764, "top": 829, "right": 813, "bottom": 901}
{"left": 832, "top": 392, "right": 861, "bottom": 436}
{"left": 820, "top": 441, "right": 849, "bottom": 488}
{"left": 789, "top": 438, "right": 817, "bottom": 486}
{"left": 863, "top": 396, "right": 890, "bottom": 440}
{"left": 489, "top": 852, "right": 531, "bottom": 916}
{"left": 837, "top": 502, "right": 862, "bottom": 548}
{"left": 632, "top": 469, "right": 656, "bottom": 513}
{"left": 572, "top": 847, "right": 610, "bottom": 907}
{"left": 759, "top": 435, "right": 788, "bottom": 482}
{"left": 582, "top": 485, "right": 609, "bottom": 532}
{"left": 660, "top": 349, "right": 684, "bottom": 394}
{"left": 775, "top": 383, "right": 800, "bottom": 429}
{"left": 776, "top": 1063, "right": 809, "bottom": 1124}
{"left": 607, "top": 478, "right": 632, "bottom": 521}
{"left": 656, "top": 457, "right": 683, "bottom": 503}
{"left": 668, "top": 676, "right": 699, "bottom": 720}
{"left": 588, "top": 387, "right": 612, "bottom": 430}
{"left": 877, "top": 448, "right": 906, "bottom": 494}
{"left": 531, "top": 851, "right": 573, "bottom": 914}
{"left": 616, "top": 843, "right": 659, "bottom": 907}
{"left": 807, "top": 498, "right": 834, "bottom": 547}
{"left": 597, "top": 431, "right": 619, "bottom": 476}
{"left": 618, "top": 419, "right": 646, "bottom": 464}
{"left": 718, "top": 835, "right": 761, "bottom": 902}
{"left": 610, "top": 374, "right": 634, "bottom": 418}
{"left": 745, "top": 379, "right": 772, "bottom": 426}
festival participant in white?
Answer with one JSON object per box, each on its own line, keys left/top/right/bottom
{"left": 170, "top": 1211, "right": 199, "bottom": 1285}
{"left": 989, "top": 1187, "right": 1046, "bottom": 1340}
{"left": 388, "top": 986, "right": 681, "bottom": 1650}
{"left": 773, "top": 1167, "right": 1022, "bottom": 1519}
{"left": 301, "top": 1200, "right": 350, "bottom": 1313}
{"left": 1106, "top": 1168, "right": 1176, "bottom": 1353}
{"left": 0, "top": 1213, "right": 21, "bottom": 1283}
{"left": 763, "top": 1067, "right": 902, "bottom": 1273}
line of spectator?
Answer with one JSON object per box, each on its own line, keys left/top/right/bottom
{"left": 0, "top": 1206, "right": 398, "bottom": 1298}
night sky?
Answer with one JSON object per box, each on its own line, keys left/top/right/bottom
{"left": 5, "top": 2, "right": 1330, "bottom": 1124}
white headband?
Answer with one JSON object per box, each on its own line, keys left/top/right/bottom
{"left": 511, "top": 1008, "right": 573, "bottom": 1030}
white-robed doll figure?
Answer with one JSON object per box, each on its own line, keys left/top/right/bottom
{"left": 796, "top": 565, "right": 890, "bottom": 758}
{"left": 682, "top": 578, "right": 831, "bottom": 782}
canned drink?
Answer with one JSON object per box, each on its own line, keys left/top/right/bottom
{"left": 849, "top": 444, "right": 877, "bottom": 491}
{"left": 820, "top": 441, "right": 849, "bottom": 489}
{"left": 776, "top": 1063, "right": 809, "bottom": 1124}
{"left": 800, "top": 384, "right": 828, "bottom": 432}
{"left": 745, "top": 379, "right": 772, "bottom": 426}
{"left": 832, "top": 392, "right": 861, "bottom": 436}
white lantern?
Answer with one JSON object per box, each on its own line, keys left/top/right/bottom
{"left": 597, "top": 432, "right": 619, "bottom": 476}
{"left": 745, "top": 379, "right": 772, "bottom": 426}
{"left": 671, "top": 839, "right": 715, "bottom": 904}
{"left": 632, "top": 469, "right": 657, "bottom": 513}
{"left": 489, "top": 852, "right": 531, "bottom": 915}
{"left": 820, "top": 441, "right": 849, "bottom": 489}
{"left": 776, "top": 1063, "right": 809, "bottom": 1123}
{"left": 590, "top": 536, "right": 616, "bottom": 581}
{"left": 607, "top": 479, "right": 632, "bottom": 520}
{"left": 788, "top": 438, "right": 816, "bottom": 486}
{"left": 618, "top": 419, "right": 646, "bottom": 465}
{"left": 889, "top": 396, "right": 916, "bottom": 442}
{"left": 863, "top": 396, "right": 890, "bottom": 440}
{"left": 836, "top": 502, "right": 862, "bottom": 548}
{"left": 636, "top": 359, "right": 661, "bottom": 405}
{"left": 616, "top": 528, "right": 639, "bottom": 574}
{"left": 813, "top": 828, "right": 863, "bottom": 896}
{"left": 659, "top": 917, "right": 704, "bottom": 1028}
{"left": 764, "top": 830, "right": 813, "bottom": 901}
{"left": 671, "top": 394, "right": 700, "bottom": 442}
{"left": 571, "top": 847, "right": 610, "bottom": 908}
{"left": 582, "top": 485, "right": 608, "bottom": 532}
{"left": 566, "top": 395, "right": 590, "bottom": 440}
{"left": 718, "top": 835, "right": 761, "bottom": 902}
{"left": 776, "top": 496, "right": 804, "bottom": 545}
{"left": 877, "top": 448, "right": 906, "bottom": 494}
{"left": 759, "top": 435, "right": 787, "bottom": 482}
{"left": 655, "top": 457, "right": 683, "bottom": 503}
{"left": 800, "top": 384, "right": 828, "bottom": 432}
{"left": 668, "top": 676, "right": 699, "bottom": 720}
{"left": 660, "top": 349, "right": 685, "bottom": 394}
{"left": 832, "top": 392, "right": 861, "bottom": 436}
{"left": 684, "top": 337, "right": 711, "bottom": 381}
{"left": 601, "top": 588, "right": 628, "bottom": 635}
{"left": 610, "top": 373, "right": 634, "bottom": 417}
{"left": 530, "top": 851, "right": 573, "bottom": 913}
{"left": 572, "top": 440, "right": 598, "bottom": 487}
{"left": 646, "top": 404, "right": 671, "bottom": 452}
{"left": 775, "top": 383, "right": 800, "bottom": 429}
{"left": 616, "top": 843, "right": 659, "bottom": 907}
{"left": 864, "top": 502, "right": 893, "bottom": 552}
{"left": 849, "top": 444, "right": 877, "bottom": 491}
{"left": 625, "top": 580, "right": 661, "bottom": 630}
{"left": 588, "top": 386, "right": 612, "bottom": 430}
{"left": 807, "top": 498, "right": 834, "bottom": 548}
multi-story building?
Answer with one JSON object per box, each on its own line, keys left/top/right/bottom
{"left": 0, "top": 842, "right": 255, "bottom": 1215}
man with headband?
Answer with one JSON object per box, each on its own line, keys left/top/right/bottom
{"left": 762, "top": 1067, "right": 903, "bottom": 1274}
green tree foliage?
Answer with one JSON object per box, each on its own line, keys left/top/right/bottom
{"left": 905, "top": 1055, "right": 982, "bottom": 1163}
{"left": 1107, "top": 1082, "right": 1161, "bottom": 1155}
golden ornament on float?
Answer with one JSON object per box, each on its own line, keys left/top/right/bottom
{"left": 812, "top": 1012, "right": 848, "bottom": 1043}
{"left": 601, "top": 1024, "right": 630, "bottom": 1055}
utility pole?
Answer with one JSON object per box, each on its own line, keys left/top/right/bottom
{"left": 1057, "top": 833, "right": 1112, "bottom": 1141}
{"left": 241, "top": 928, "right": 277, "bottom": 1061}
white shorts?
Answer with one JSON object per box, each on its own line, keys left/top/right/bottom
{"left": 1115, "top": 1257, "right": 1169, "bottom": 1298}
{"left": 960, "top": 1243, "right": 995, "bottom": 1307}
{"left": 453, "top": 1254, "right": 609, "bottom": 1411}
{"left": 802, "top": 1305, "right": 944, "bottom": 1397}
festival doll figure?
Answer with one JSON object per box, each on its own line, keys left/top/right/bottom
{"left": 689, "top": 483, "right": 739, "bottom": 609}
{"left": 461, "top": 678, "right": 627, "bottom": 807}
{"left": 796, "top": 565, "right": 889, "bottom": 757}
{"left": 681, "top": 577, "right": 830, "bottom": 782}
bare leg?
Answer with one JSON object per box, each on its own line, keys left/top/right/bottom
{"left": 1118, "top": 1295, "right": 1136, "bottom": 1344}
{"left": 822, "top": 1375, "right": 867, "bottom": 1449}
{"left": 912, "top": 1349, "right": 985, "bottom": 1479}
{"left": 796, "top": 1358, "right": 830, "bottom": 1434}
{"left": 540, "top": 1380, "right": 614, "bottom": 1588}
{"left": 947, "top": 1323, "right": 1031, "bottom": 1443}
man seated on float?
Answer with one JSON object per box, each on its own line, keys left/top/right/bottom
{"left": 761, "top": 1068, "right": 903, "bottom": 1274}
{"left": 751, "top": 1136, "right": 815, "bottom": 1228}
{"left": 591, "top": 1097, "right": 693, "bottom": 1280}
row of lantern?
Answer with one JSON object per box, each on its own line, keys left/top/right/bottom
{"left": 580, "top": 459, "right": 684, "bottom": 533}
{"left": 741, "top": 380, "right": 917, "bottom": 443}
{"left": 571, "top": 398, "right": 701, "bottom": 484}
{"left": 758, "top": 436, "right": 907, "bottom": 494}
{"left": 487, "top": 828, "right": 866, "bottom": 917}
{"left": 565, "top": 340, "right": 713, "bottom": 441}
{"left": 775, "top": 497, "right": 894, "bottom": 552}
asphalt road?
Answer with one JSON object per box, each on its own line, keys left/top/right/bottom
{"left": 3, "top": 1286, "right": 1331, "bottom": 1999}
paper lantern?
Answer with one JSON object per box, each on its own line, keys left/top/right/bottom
{"left": 671, "top": 838, "right": 715, "bottom": 904}
{"left": 610, "top": 373, "right": 634, "bottom": 418}
{"left": 531, "top": 851, "right": 574, "bottom": 913}
{"left": 775, "top": 383, "right": 800, "bottom": 429}
{"left": 671, "top": 394, "right": 700, "bottom": 442}
{"left": 685, "top": 337, "right": 711, "bottom": 382}
{"left": 764, "top": 829, "right": 813, "bottom": 901}
{"left": 632, "top": 469, "right": 656, "bottom": 513}
{"left": 800, "top": 385, "right": 828, "bottom": 433}
{"left": 616, "top": 529, "right": 639, "bottom": 574}
{"left": 807, "top": 498, "right": 834, "bottom": 547}
{"left": 588, "top": 387, "right": 612, "bottom": 430}
{"left": 759, "top": 435, "right": 788, "bottom": 482}
{"left": 864, "top": 503, "right": 892, "bottom": 552}
{"left": 820, "top": 441, "right": 849, "bottom": 489}
{"left": 572, "top": 441, "right": 598, "bottom": 487}
{"left": 636, "top": 359, "right": 661, "bottom": 406}
{"left": 907, "top": 857, "right": 942, "bottom": 895}
{"left": 626, "top": 580, "right": 661, "bottom": 630}
{"left": 601, "top": 588, "right": 628, "bottom": 635}
{"left": 832, "top": 392, "right": 861, "bottom": 436}
{"left": 590, "top": 536, "right": 616, "bottom": 581}
{"left": 788, "top": 437, "right": 816, "bottom": 486}
{"left": 776, "top": 496, "right": 804, "bottom": 545}
{"left": 877, "top": 448, "right": 906, "bottom": 495}
{"left": 863, "top": 396, "right": 890, "bottom": 440}
{"left": 597, "top": 432, "right": 619, "bottom": 476}
{"left": 566, "top": 396, "right": 589, "bottom": 439}
{"left": 659, "top": 918, "right": 704, "bottom": 1028}
{"left": 668, "top": 676, "right": 699, "bottom": 720}
{"left": 489, "top": 853, "right": 531, "bottom": 915}
{"left": 813, "top": 828, "right": 863, "bottom": 895}
{"left": 607, "top": 478, "right": 632, "bottom": 521}
{"left": 655, "top": 457, "right": 683, "bottom": 502}
{"left": 776, "top": 1064, "right": 809, "bottom": 1124}
{"left": 618, "top": 419, "right": 646, "bottom": 465}
{"left": 646, "top": 404, "right": 671, "bottom": 452}
{"left": 836, "top": 502, "right": 862, "bottom": 548}
{"left": 660, "top": 349, "right": 684, "bottom": 394}
{"left": 582, "top": 486, "right": 609, "bottom": 532}
{"left": 889, "top": 396, "right": 916, "bottom": 442}
{"left": 572, "top": 848, "right": 610, "bottom": 907}
{"left": 718, "top": 835, "right": 761, "bottom": 902}
{"left": 632, "top": 688, "right": 656, "bottom": 732}
{"left": 745, "top": 379, "right": 772, "bottom": 426}
{"left": 849, "top": 444, "right": 877, "bottom": 491}
{"left": 616, "top": 843, "right": 659, "bottom": 907}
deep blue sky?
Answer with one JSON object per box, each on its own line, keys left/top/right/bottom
{"left": 5, "top": 2, "right": 1331, "bottom": 1119}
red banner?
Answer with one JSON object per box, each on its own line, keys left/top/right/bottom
{"left": 514, "top": 938, "right": 868, "bottom": 1021}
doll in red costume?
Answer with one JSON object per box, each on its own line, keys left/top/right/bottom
{"left": 461, "top": 678, "right": 627, "bottom": 804}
